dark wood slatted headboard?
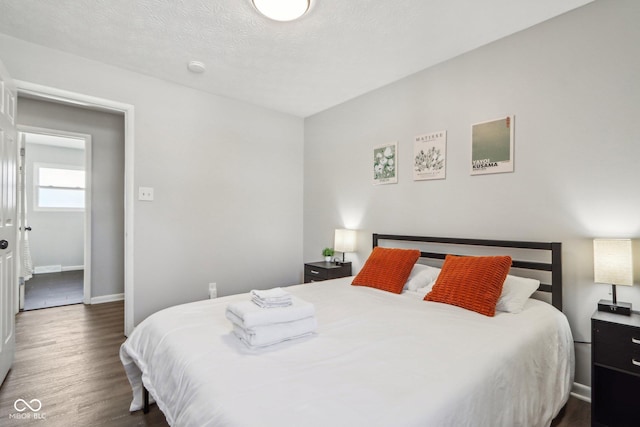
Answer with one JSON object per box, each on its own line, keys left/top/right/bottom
{"left": 373, "top": 234, "right": 563, "bottom": 311}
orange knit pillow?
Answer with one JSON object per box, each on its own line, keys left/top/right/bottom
{"left": 352, "top": 247, "right": 421, "bottom": 294}
{"left": 424, "top": 255, "right": 512, "bottom": 317}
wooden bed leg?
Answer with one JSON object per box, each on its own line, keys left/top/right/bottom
{"left": 143, "top": 386, "right": 150, "bottom": 414}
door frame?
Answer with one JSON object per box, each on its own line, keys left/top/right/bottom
{"left": 18, "top": 125, "right": 93, "bottom": 305}
{"left": 15, "top": 80, "right": 136, "bottom": 336}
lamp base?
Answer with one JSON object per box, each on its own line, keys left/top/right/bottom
{"left": 598, "top": 299, "right": 632, "bottom": 316}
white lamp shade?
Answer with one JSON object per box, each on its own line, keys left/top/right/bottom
{"left": 334, "top": 229, "right": 357, "bottom": 253}
{"left": 252, "top": 0, "right": 310, "bottom": 22}
{"left": 594, "top": 239, "right": 633, "bottom": 286}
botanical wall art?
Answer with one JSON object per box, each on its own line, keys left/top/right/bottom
{"left": 373, "top": 141, "right": 398, "bottom": 185}
{"left": 414, "top": 131, "right": 446, "bottom": 181}
{"left": 471, "top": 116, "right": 514, "bottom": 175}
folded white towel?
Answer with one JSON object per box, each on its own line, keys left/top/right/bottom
{"left": 226, "top": 296, "right": 315, "bottom": 328}
{"left": 251, "top": 297, "right": 292, "bottom": 308}
{"left": 250, "top": 287, "right": 292, "bottom": 308}
{"left": 250, "top": 287, "right": 291, "bottom": 302}
{"left": 232, "top": 316, "right": 317, "bottom": 348}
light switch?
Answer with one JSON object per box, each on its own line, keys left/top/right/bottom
{"left": 138, "top": 187, "right": 154, "bottom": 201}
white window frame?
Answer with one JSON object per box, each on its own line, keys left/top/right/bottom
{"left": 33, "top": 162, "right": 86, "bottom": 212}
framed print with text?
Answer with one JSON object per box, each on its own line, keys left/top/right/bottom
{"left": 373, "top": 141, "right": 398, "bottom": 185}
{"left": 471, "top": 116, "right": 514, "bottom": 175}
{"left": 414, "top": 131, "right": 446, "bottom": 181}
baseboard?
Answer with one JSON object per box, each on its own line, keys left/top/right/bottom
{"left": 571, "top": 382, "right": 591, "bottom": 403}
{"left": 34, "top": 265, "right": 85, "bottom": 274}
{"left": 62, "top": 265, "right": 84, "bottom": 272}
{"left": 91, "top": 293, "right": 124, "bottom": 304}
{"left": 34, "top": 265, "right": 62, "bottom": 274}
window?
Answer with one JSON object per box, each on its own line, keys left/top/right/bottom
{"left": 34, "top": 163, "right": 85, "bottom": 211}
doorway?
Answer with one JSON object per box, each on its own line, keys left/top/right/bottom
{"left": 17, "top": 127, "right": 92, "bottom": 311}
{"left": 15, "top": 81, "right": 134, "bottom": 336}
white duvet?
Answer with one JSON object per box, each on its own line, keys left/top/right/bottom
{"left": 120, "top": 277, "right": 574, "bottom": 427}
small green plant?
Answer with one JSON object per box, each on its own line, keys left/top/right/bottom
{"left": 322, "top": 247, "right": 334, "bottom": 257}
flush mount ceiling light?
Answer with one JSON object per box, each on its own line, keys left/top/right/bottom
{"left": 252, "top": 0, "right": 310, "bottom": 22}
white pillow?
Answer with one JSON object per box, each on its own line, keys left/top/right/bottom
{"left": 495, "top": 274, "right": 540, "bottom": 313}
{"left": 404, "top": 264, "right": 441, "bottom": 291}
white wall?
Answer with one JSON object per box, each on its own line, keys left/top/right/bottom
{"left": 18, "top": 97, "right": 125, "bottom": 298}
{"left": 25, "top": 142, "right": 84, "bottom": 270}
{"left": 0, "top": 35, "right": 304, "bottom": 325}
{"left": 304, "top": 0, "right": 640, "bottom": 388}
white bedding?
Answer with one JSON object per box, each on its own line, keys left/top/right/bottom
{"left": 120, "top": 277, "right": 574, "bottom": 427}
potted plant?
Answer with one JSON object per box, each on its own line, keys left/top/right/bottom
{"left": 322, "top": 247, "right": 334, "bottom": 262}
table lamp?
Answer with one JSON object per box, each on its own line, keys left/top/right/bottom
{"left": 334, "top": 229, "right": 356, "bottom": 264}
{"left": 594, "top": 238, "right": 634, "bottom": 315}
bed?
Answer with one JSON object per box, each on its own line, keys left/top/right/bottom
{"left": 120, "top": 234, "right": 574, "bottom": 427}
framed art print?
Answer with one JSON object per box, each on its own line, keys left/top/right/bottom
{"left": 471, "top": 116, "right": 514, "bottom": 175}
{"left": 373, "top": 141, "right": 398, "bottom": 185}
{"left": 414, "top": 131, "right": 446, "bottom": 181}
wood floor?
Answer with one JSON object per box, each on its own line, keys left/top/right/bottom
{"left": 0, "top": 301, "right": 590, "bottom": 426}
{"left": 0, "top": 301, "right": 168, "bottom": 426}
{"left": 552, "top": 396, "right": 591, "bottom": 427}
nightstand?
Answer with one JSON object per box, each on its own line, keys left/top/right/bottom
{"left": 304, "top": 261, "right": 352, "bottom": 283}
{"left": 591, "top": 310, "right": 640, "bottom": 426}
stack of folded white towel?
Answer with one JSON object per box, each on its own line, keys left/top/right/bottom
{"left": 226, "top": 288, "right": 317, "bottom": 349}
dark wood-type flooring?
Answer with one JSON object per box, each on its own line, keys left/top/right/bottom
{"left": 0, "top": 301, "right": 590, "bottom": 426}
{"left": 552, "top": 396, "right": 591, "bottom": 427}
{"left": 0, "top": 301, "right": 169, "bottom": 426}
{"left": 24, "top": 270, "right": 84, "bottom": 311}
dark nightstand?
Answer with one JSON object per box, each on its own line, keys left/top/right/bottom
{"left": 304, "top": 261, "right": 352, "bottom": 283}
{"left": 591, "top": 310, "right": 640, "bottom": 426}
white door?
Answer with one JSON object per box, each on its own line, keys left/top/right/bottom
{"left": 0, "top": 59, "right": 18, "bottom": 385}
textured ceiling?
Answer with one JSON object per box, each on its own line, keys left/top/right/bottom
{"left": 0, "top": 0, "right": 592, "bottom": 117}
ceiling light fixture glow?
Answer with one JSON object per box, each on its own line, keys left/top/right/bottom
{"left": 252, "top": 0, "right": 310, "bottom": 22}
